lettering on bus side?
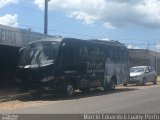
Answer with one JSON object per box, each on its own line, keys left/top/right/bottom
{"left": 79, "top": 46, "right": 105, "bottom": 72}
{"left": 79, "top": 46, "right": 105, "bottom": 61}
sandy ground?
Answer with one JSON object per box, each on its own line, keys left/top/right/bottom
{"left": 0, "top": 100, "right": 58, "bottom": 112}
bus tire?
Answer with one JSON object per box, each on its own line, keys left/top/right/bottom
{"left": 64, "top": 82, "right": 74, "bottom": 97}
{"left": 104, "top": 79, "right": 115, "bottom": 91}
{"left": 108, "top": 79, "right": 116, "bottom": 91}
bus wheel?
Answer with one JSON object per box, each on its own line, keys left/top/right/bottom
{"left": 108, "top": 79, "right": 116, "bottom": 91}
{"left": 104, "top": 79, "right": 115, "bottom": 91}
{"left": 64, "top": 82, "right": 74, "bottom": 97}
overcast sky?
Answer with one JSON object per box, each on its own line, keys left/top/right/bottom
{"left": 0, "top": 0, "right": 160, "bottom": 51}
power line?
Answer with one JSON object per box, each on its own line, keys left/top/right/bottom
{"left": 5, "top": 2, "right": 160, "bottom": 42}
{"left": 2, "top": 26, "right": 159, "bottom": 48}
{"left": 18, "top": 24, "right": 160, "bottom": 43}
{"left": 19, "top": 24, "right": 107, "bottom": 38}
{"left": 1, "top": 27, "right": 160, "bottom": 52}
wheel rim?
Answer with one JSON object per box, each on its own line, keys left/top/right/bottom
{"left": 67, "top": 85, "right": 74, "bottom": 96}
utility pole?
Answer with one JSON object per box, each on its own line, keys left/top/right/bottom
{"left": 147, "top": 42, "right": 151, "bottom": 67}
{"left": 44, "top": 0, "right": 49, "bottom": 35}
{"left": 154, "top": 41, "right": 157, "bottom": 73}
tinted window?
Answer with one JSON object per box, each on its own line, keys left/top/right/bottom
{"left": 145, "top": 67, "right": 150, "bottom": 72}
{"left": 19, "top": 42, "right": 58, "bottom": 67}
{"left": 62, "top": 43, "right": 73, "bottom": 64}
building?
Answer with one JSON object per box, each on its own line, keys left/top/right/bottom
{"left": 157, "top": 52, "right": 160, "bottom": 75}
{"left": 129, "top": 49, "right": 160, "bottom": 75}
{"left": 0, "top": 24, "right": 53, "bottom": 88}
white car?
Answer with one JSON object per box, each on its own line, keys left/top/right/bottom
{"left": 129, "top": 66, "right": 157, "bottom": 85}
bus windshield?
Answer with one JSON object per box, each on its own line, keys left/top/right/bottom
{"left": 18, "top": 41, "right": 59, "bottom": 68}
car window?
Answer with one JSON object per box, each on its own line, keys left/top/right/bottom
{"left": 145, "top": 67, "right": 150, "bottom": 73}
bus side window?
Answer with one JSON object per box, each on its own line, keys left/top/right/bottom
{"left": 62, "top": 43, "right": 73, "bottom": 64}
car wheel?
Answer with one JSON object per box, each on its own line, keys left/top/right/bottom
{"left": 64, "top": 82, "right": 74, "bottom": 97}
{"left": 153, "top": 76, "right": 157, "bottom": 85}
{"left": 142, "top": 78, "right": 146, "bottom": 86}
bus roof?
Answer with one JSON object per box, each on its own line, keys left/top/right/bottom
{"left": 29, "top": 37, "right": 125, "bottom": 48}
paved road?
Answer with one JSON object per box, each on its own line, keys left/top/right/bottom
{"left": 2, "top": 85, "right": 160, "bottom": 114}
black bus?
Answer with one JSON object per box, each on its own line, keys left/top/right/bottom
{"left": 15, "top": 37, "right": 130, "bottom": 97}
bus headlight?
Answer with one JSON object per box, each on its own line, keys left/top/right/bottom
{"left": 41, "top": 76, "right": 54, "bottom": 83}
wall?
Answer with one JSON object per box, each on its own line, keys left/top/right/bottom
{"left": 0, "top": 24, "right": 54, "bottom": 47}
{"left": 0, "top": 45, "right": 20, "bottom": 88}
{"left": 129, "top": 49, "right": 160, "bottom": 75}
{"left": 0, "top": 24, "right": 54, "bottom": 89}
